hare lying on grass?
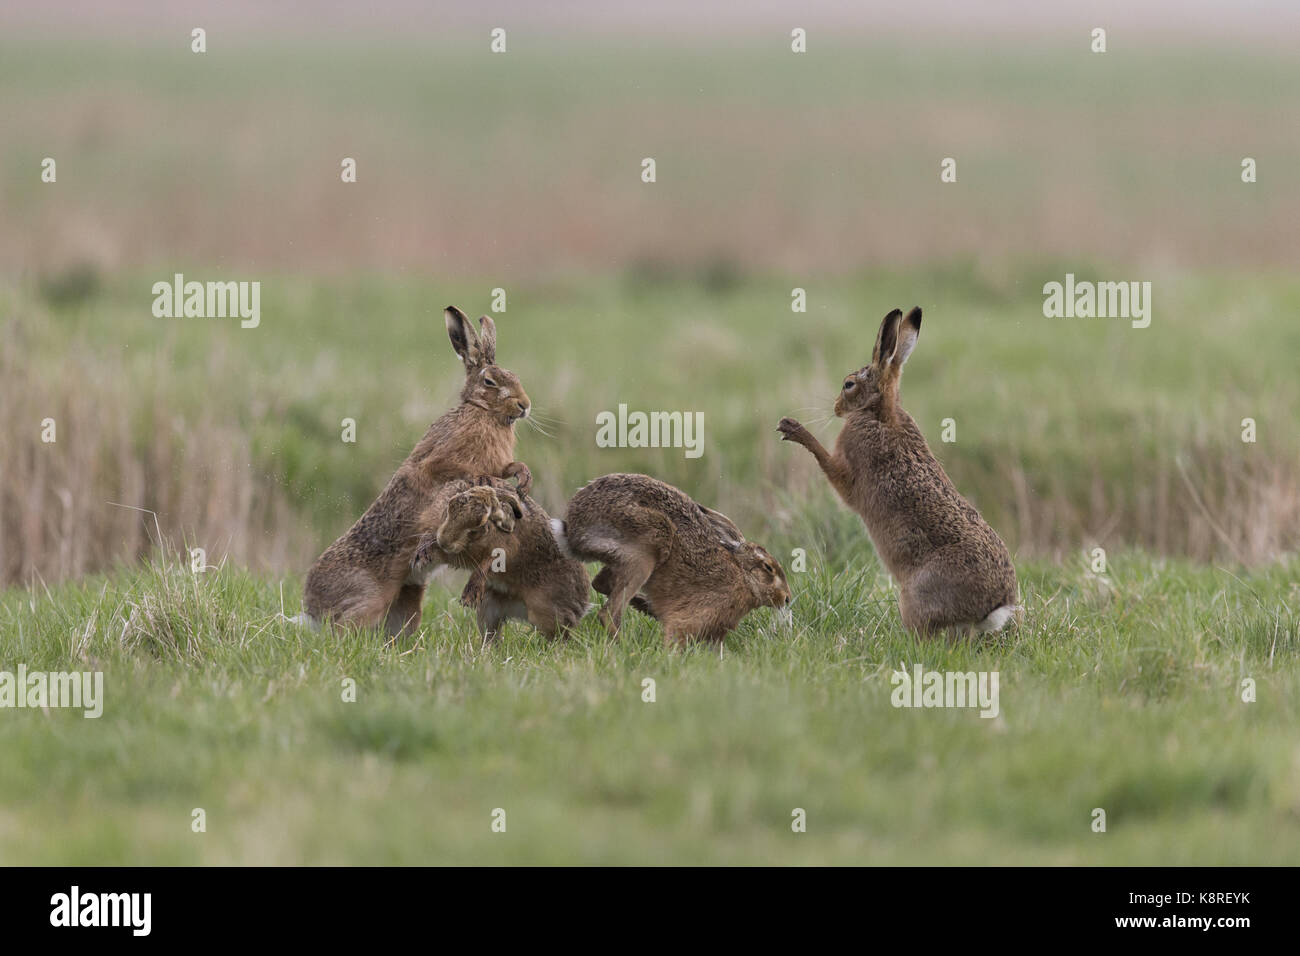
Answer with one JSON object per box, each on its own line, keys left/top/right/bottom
{"left": 552, "top": 473, "right": 792, "bottom": 645}
{"left": 301, "top": 306, "right": 532, "bottom": 637}
{"left": 778, "top": 306, "right": 1018, "bottom": 636}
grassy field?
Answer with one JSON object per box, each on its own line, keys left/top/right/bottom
{"left": 1, "top": 549, "right": 1297, "bottom": 865}
{"left": 5, "top": 267, "right": 1298, "bottom": 586}
{"left": 2, "top": 27, "right": 1298, "bottom": 864}
{"left": 1, "top": 265, "right": 1298, "bottom": 863}
{"left": 3, "top": 35, "right": 1298, "bottom": 277}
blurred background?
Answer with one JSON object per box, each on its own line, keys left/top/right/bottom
{"left": 2, "top": 0, "right": 1298, "bottom": 588}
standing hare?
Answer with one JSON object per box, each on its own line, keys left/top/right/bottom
{"left": 301, "top": 306, "right": 533, "bottom": 637}
{"left": 412, "top": 477, "right": 590, "bottom": 640}
{"left": 778, "top": 307, "right": 1018, "bottom": 636}
{"left": 553, "top": 473, "right": 792, "bottom": 645}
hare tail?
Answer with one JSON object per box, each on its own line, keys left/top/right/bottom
{"left": 549, "top": 518, "right": 575, "bottom": 559}
{"left": 975, "top": 604, "right": 1019, "bottom": 634}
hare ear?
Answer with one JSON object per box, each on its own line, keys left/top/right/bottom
{"left": 476, "top": 315, "right": 497, "bottom": 365}
{"left": 888, "top": 307, "right": 922, "bottom": 369}
{"left": 872, "top": 308, "right": 904, "bottom": 368}
{"left": 445, "top": 306, "right": 482, "bottom": 367}
{"left": 698, "top": 504, "right": 745, "bottom": 543}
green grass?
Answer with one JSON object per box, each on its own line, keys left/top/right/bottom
{"left": 5, "top": 253, "right": 1297, "bottom": 867}
{"left": 1, "top": 549, "right": 1296, "bottom": 864}
{"left": 3, "top": 29, "right": 1298, "bottom": 866}
{"left": 6, "top": 267, "right": 1295, "bottom": 863}
{"left": 8, "top": 267, "right": 1299, "bottom": 574}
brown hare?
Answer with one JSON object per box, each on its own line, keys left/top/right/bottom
{"left": 553, "top": 473, "right": 792, "bottom": 645}
{"left": 301, "top": 306, "right": 533, "bottom": 637}
{"left": 778, "top": 307, "right": 1018, "bottom": 636}
{"left": 412, "top": 476, "right": 590, "bottom": 640}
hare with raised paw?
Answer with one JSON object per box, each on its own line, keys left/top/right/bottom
{"left": 778, "top": 306, "right": 1018, "bottom": 636}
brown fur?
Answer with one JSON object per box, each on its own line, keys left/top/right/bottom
{"left": 302, "top": 306, "right": 532, "bottom": 637}
{"left": 556, "top": 473, "right": 792, "bottom": 646}
{"left": 412, "top": 477, "right": 589, "bottom": 640}
{"left": 778, "top": 306, "right": 1018, "bottom": 636}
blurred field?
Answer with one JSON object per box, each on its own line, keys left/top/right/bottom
{"left": 2, "top": 35, "right": 1297, "bottom": 278}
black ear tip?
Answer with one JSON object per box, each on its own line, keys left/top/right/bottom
{"left": 907, "top": 306, "right": 922, "bottom": 326}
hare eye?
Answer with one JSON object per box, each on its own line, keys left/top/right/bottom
{"left": 843, "top": 381, "right": 854, "bottom": 391}
{"left": 483, "top": 376, "right": 497, "bottom": 387}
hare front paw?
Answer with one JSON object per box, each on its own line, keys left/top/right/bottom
{"left": 490, "top": 489, "right": 524, "bottom": 531}
{"left": 412, "top": 533, "right": 440, "bottom": 570}
{"left": 437, "top": 486, "right": 500, "bottom": 553}
{"left": 487, "top": 491, "right": 518, "bottom": 534}
{"left": 459, "top": 567, "right": 488, "bottom": 608}
{"left": 502, "top": 460, "right": 533, "bottom": 495}
{"left": 777, "top": 417, "right": 811, "bottom": 446}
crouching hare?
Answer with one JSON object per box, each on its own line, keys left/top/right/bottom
{"left": 778, "top": 307, "right": 1018, "bottom": 636}
{"left": 553, "top": 473, "right": 792, "bottom": 645}
{"left": 412, "top": 477, "right": 589, "bottom": 640}
{"left": 301, "top": 306, "right": 532, "bottom": 637}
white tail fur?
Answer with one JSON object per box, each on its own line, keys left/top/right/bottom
{"left": 549, "top": 518, "right": 573, "bottom": 559}
{"left": 976, "top": 604, "right": 1018, "bottom": 634}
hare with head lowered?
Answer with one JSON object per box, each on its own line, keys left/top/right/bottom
{"left": 411, "top": 476, "right": 590, "bottom": 640}
{"left": 301, "top": 306, "right": 533, "bottom": 637}
{"left": 778, "top": 307, "right": 1018, "bottom": 636}
{"left": 553, "top": 473, "right": 792, "bottom": 646}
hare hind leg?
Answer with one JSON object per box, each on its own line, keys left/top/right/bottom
{"left": 899, "top": 557, "right": 1010, "bottom": 637}
{"left": 593, "top": 567, "right": 655, "bottom": 619}
{"left": 477, "top": 591, "right": 529, "bottom": 641}
{"left": 385, "top": 583, "right": 425, "bottom": 637}
{"left": 526, "top": 601, "right": 578, "bottom": 639}
{"left": 595, "top": 549, "right": 658, "bottom": 638}
{"left": 580, "top": 509, "right": 673, "bottom": 637}
{"left": 317, "top": 570, "right": 399, "bottom": 633}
